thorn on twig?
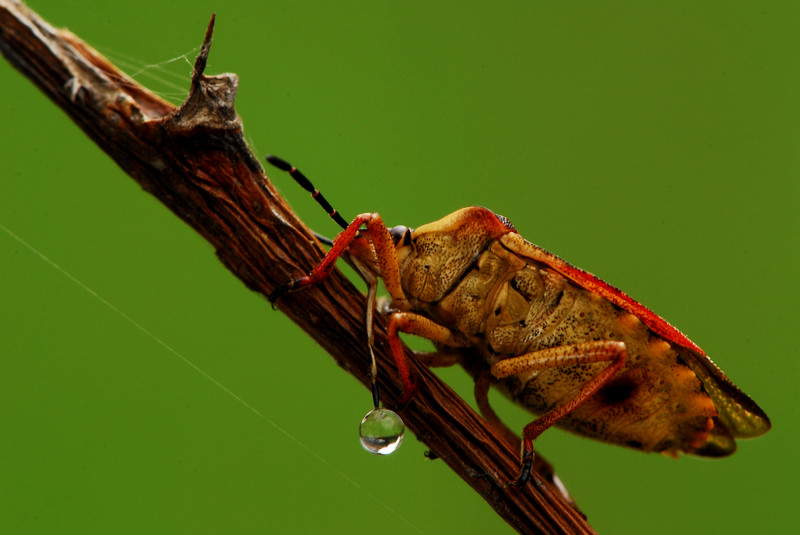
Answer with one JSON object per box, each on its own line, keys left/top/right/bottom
{"left": 192, "top": 13, "right": 216, "bottom": 84}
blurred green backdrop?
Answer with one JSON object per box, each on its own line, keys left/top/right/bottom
{"left": 2, "top": 1, "right": 798, "bottom": 533}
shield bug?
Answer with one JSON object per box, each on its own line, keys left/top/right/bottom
{"left": 266, "top": 155, "right": 771, "bottom": 484}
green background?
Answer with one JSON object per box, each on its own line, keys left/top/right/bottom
{"left": 2, "top": 1, "right": 797, "bottom": 533}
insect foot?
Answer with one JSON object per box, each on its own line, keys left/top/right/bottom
{"left": 395, "top": 377, "right": 419, "bottom": 409}
{"left": 267, "top": 278, "right": 299, "bottom": 307}
{"left": 511, "top": 446, "right": 536, "bottom": 487}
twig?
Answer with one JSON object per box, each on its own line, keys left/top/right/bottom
{"left": 0, "top": 2, "right": 594, "bottom": 533}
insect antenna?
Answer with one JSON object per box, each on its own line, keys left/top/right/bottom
{"left": 265, "top": 155, "right": 350, "bottom": 231}
{"left": 312, "top": 231, "right": 334, "bottom": 247}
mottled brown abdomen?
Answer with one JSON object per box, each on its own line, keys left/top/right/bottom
{"left": 426, "top": 239, "right": 720, "bottom": 455}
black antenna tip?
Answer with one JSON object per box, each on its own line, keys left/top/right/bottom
{"left": 266, "top": 155, "right": 292, "bottom": 171}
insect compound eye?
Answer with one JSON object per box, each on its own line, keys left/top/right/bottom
{"left": 389, "top": 225, "right": 413, "bottom": 246}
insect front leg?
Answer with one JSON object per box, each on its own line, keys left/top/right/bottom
{"left": 269, "top": 212, "right": 408, "bottom": 307}
{"left": 492, "top": 340, "right": 627, "bottom": 486}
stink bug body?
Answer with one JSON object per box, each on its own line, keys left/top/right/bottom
{"left": 267, "top": 155, "right": 770, "bottom": 484}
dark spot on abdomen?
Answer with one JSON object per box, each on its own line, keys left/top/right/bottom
{"left": 598, "top": 376, "right": 637, "bottom": 405}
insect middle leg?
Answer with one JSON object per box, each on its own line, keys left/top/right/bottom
{"left": 386, "top": 312, "right": 468, "bottom": 404}
{"left": 491, "top": 340, "right": 627, "bottom": 485}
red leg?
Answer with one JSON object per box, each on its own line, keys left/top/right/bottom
{"left": 269, "top": 213, "right": 370, "bottom": 303}
{"left": 387, "top": 312, "right": 466, "bottom": 405}
{"left": 491, "top": 341, "right": 627, "bottom": 485}
{"left": 269, "top": 212, "right": 408, "bottom": 306}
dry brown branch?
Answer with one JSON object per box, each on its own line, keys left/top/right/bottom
{"left": 0, "top": 2, "right": 595, "bottom": 532}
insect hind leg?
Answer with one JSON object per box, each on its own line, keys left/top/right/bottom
{"left": 492, "top": 340, "right": 627, "bottom": 486}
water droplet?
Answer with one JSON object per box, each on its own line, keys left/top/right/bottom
{"left": 359, "top": 408, "right": 404, "bottom": 455}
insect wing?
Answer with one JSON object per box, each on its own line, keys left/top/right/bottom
{"left": 499, "top": 233, "right": 702, "bottom": 353}
{"left": 679, "top": 352, "right": 771, "bottom": 438}
{"left": 498, "top": 233, "right": 770, "bottom": 438}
